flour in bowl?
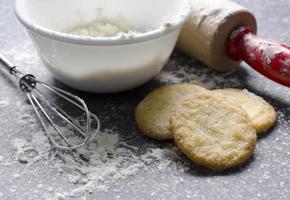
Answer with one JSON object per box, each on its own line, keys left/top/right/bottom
{"left": 67, "top": 9, "right": 147, "bottom": 38}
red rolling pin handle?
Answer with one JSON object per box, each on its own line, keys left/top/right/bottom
{"left": 226, "top": 27, "right": 290, "bottom": 87}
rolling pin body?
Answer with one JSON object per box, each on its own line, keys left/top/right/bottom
{"left": 178, "top": 0, "right": 290, "bottom": 87}
{"left": 177, "top": 0, "right": 257, "bottom": 70}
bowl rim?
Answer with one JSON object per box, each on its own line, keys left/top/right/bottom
{"left": 14, "top": 0, "right": 192, "bottom": 46}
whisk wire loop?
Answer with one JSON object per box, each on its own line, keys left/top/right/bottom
{"left": 25, "top": 79, "right": 100, "bottom": 150}
{"left": 0, "top": 53, "right": 100, "bottom": 150}
{"left": 26, "top": 93, "right": 73, "bottom": 149}
{"left": 34, "top": 87, "right": 87, "bottom": 137}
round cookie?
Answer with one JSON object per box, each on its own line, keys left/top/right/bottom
{"left": 135, "top": 84, "right": 207, "bottom": 141}
{"left": 215, "top": 89, "right": 276, "bottom": 133}
{"left": 170, "top": 92, "right": 257, "bottom": 171}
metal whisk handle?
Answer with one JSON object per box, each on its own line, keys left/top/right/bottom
{"left": 0, "top": 53, "right": 18, "bottom": 75}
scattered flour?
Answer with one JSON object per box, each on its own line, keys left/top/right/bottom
{"left": 13, "top": 138, "right": 30, "bottom": 164}
{"left": 242, "top": 89, "right": 261, "bottom": 100}
{"left": 2, "top": 40, "right": 46, "bottom": 82}
{"left": 12, "top": 127, "right": 188, "bottom": 198}
{"left": 156, "top": 51, "right": 242, "bottom": 89}
{"left": 12, "top": 173, "right": 21, "bottom": 179}
{"left": 0, "top": 99, "right": 8, "bottom": 107}
{"left": 5, "top": 41, "right": 40, "bottom": 69}
{"left": 3, "top": 39, "right": 244, "bottom": 200}
{"left": 3, "top": 21, "right": 289, "bottom": 200}
{"left": 54, "top": 192, "right": 67, "bottom": 200}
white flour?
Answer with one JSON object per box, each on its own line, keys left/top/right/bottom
{"left": 0, "top": 99, "right": 8, "bottom": 107}
{"left": 156, "top": 54, "right": 242, "bottom": 89}
{"left": 8, "top": 53, "right": 242, "bottom": 199}
{"left": 67, "top": 9, "right": 147, "bottom": 39}
{"left": 3, "top": 36, "right": 276, "bottom": 200}
{"left": 1, "top": 39, "right": 244, "bottom": 200}
{"left": 190, "top": 0, "right": 244, "bottom": 27}
{"left": 12, "top": 128, "right": 188, "bottom": 199}
{"left": 243, "top": 34, "right": 290, "bottom": 71}
{"left": 1, "top": 1, "right": 290, "bottom": 200}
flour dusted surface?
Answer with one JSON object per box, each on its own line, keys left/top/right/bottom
{"left": 11, "top": 128, "right": 189, "bottom": 199}
{"left": 1, "top": 2, "right": 290, "bottom": 198}
{"left": 2, "top": 43, "right": 289, "bottom": 199}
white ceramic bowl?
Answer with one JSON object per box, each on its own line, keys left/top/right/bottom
{"left": 15, "top": 0, "right": 191, "bottom": 93}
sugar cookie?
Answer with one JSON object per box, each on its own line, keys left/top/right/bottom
{"left": 171, "top": 93, "right": 257, "bottom": 170}
{"left": 215, "top": 89, "right": 276, "bottom": 133}
{"left": 135, "top": 84, "right": 207, "bottom": 140}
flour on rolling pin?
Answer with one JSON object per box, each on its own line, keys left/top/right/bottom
{"left": 243, "top": 34, "right": 290, "bottom": 68}
{"left": 191, "top": 0, "right": 244, "bottom": 26}
{"left": 177, "top": 0, "right": 257, "bottom": 71}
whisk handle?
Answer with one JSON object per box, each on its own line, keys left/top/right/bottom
{"left": 0, "top": 53, "right": 17, "bottom": 74}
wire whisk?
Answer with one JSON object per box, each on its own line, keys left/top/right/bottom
{"left": 0, "top": 53, "right": 100, "bottom": 150}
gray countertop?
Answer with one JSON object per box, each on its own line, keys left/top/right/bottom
{"left": 0, "top": 0, "right": 289, "bottom": 200}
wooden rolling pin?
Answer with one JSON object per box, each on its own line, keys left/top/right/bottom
{"left": 177, "top": 0, "right": 290, "bottom": 87}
